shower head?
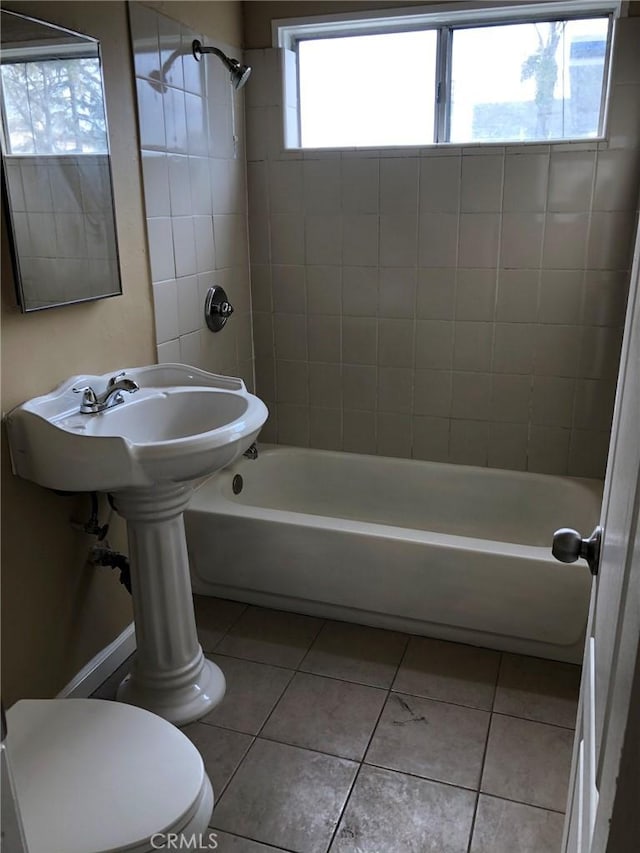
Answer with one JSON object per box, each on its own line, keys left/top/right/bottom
{"left": 192, "top": 39, "right": 252, "bottom": 89}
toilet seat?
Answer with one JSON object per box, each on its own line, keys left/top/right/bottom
{"left": 6, "top": 699, "right": 214, "bottom": 853}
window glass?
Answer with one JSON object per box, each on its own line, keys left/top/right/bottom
{"left": 1, "top": 57, "right": 108, "bottom": 154}
{"left": 449, "top": 17, "right": 609, "bottom": 143}
{"left": 298, "top": 30, "right": 438, "bottom": 148}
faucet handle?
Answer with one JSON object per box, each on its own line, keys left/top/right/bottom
{"left": 72, "top": 385, "right": 98, "bottom": 403}
{"left": 107, "top": 371, "right": 126, "bottom": 389}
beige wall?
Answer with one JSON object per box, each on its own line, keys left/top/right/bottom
{"left": 243, "top": 0, "right": 431, "bottom": 48}
{"left": 244, "top": 0, "right": 640, "bottom": 48}
{"left": 1, "top": 2, "right": 155, "bottom": 705}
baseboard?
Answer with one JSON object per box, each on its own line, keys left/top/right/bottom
{"left": 57, "top": 623, "right": 136, "bottom": 699}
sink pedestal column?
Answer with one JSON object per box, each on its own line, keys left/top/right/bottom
{"left": 113, "top": 483, "right": 225, "bottom": 726}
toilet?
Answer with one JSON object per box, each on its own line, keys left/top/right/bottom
{"left": 6, "top": 698, "right": 214, "bottom": 853}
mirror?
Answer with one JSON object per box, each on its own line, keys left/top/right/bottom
{"left": 0, "top": 10, "right": 122, "bottom": 312}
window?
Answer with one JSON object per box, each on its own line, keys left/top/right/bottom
{"left": 276, "top": 1, "right": 618, "bottom": 149}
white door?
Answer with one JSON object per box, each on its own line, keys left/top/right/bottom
{"left": 560, "top": 218, "right": 640, "bottom": 853}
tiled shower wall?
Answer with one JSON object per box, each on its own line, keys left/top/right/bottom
{"left": 245, "top": 17, "right": 640, "bottom": 478}
{"left": 129, "top": 2, "right": 253, "bottom": 388}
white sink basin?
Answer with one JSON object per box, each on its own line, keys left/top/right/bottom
{"left": 6, "top": 364, "right": 268, "bottom": 492}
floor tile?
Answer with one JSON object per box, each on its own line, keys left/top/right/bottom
{"left": 494, "top": 653, "right": 580, "bottom": 728}
{"left": 300, "top": 620, "right": 408, "bottom": 688}
{"left": 470, "top": 794, "right": 565, "bottom": 853}
{"left": 212, "top": 831, "right": 290, "bottom": 852}
{"left": 182, "top": 722, "right": 253, "bottom": 800}
{"left": 330, "top": 765, "right": 475, "bottom": 853}
{"left": 481, "top": 713, "right": 573, "bottom": 811}
{"left": 215, "top": 607, "right": 324, "bottom": 668}
{"left": 261, "top": 672, "right": 387, "bottom": 760}
{"left": 393, "top": 637, "right": 500, "bottom": 710}
{"left": 365, "top": 693, "right": 490, "bottom": 788}
{"left": 194, "top": 595, "right": 247, "bottom": 653}
{"left": 201, "top": 654, "right": 294, "bottom": 735}
{"left": 213, "top": 739, "right": 358, "bottom": 853}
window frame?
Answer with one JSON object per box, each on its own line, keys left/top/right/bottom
{"left": 274, "top": 0, "right": 622, "bottom": 149}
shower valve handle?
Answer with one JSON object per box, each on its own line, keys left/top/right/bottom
{"left": 552, "top": 526, "right": 602, "bottom": 576}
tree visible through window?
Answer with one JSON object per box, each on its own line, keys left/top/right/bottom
{"left": 286, "top": 8, "right": 613, "bottom": 148}
{"left": 1, "top": 57, "right": 108, "bottom": 154}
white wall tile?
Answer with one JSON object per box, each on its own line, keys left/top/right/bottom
{"left": 177, "top": 274, "right": 201, "bottom": 335}
{"left": 377, "top": 412, "right": 412, "bottom": 458}
{"left": 418, "top": 214, "right": 458, "bottom": 268}
{"left": 488, "top": 422, "right": 528, "bottom": 470}
{"left": 136, "top": 78, "right": 166, "bottom": 149}
{"left": 528, "top": 426, "right": 570, "bottom": 474}
{"left": 179, "top": 329, "right": 203, "bottom": 366}
{"left": 419, "top": 156, "right": 460, "bottom": 213}
{"left": 451, "top": 372, "right": 492, "bottom": 420}
{"left": 531, "top": 376, "right": 575, "bottom": 427}
{"left": 343, "top": 410, "right": 376, "bottom": 453}
{"left": 343, "top": 215, "right": 379, "bottom": 266}
{"left": 305, "top": 215, "right": 342, "bottom": 265}
{"left": 152, "top": 278, "right": 179, "bottom": 343}
{"left": 167, "top": 155, "right": 192, "bottom": 216}
{"left": 193, "top": 216, "right": 215, "bottom": 272}
{"left": 380, "top": 158, "right": 419, "bottom": 215}
{"left": 142, "top": 151, "right": 170, "bottom": 216}
{"left": 304, "top": 160, "right": 341, "bottom": 213}
{"left": 449, "top": 419, "right": 488, "bottom": 466}
{"left": 534, "top": 325, "right": 582, "bottom": 377}
{"left": 129, "top": 2, "right": 160, "bottom": 79}
{"left": 378, "top": 319, "right": 414, "bottom": 367}
{"left": 343, "top": 267, "right": 378, "bottom": 316}
{"left": 147, "top": 217, "right": 175, "bottom": 282}
{"left": 307, "top": 266, "right": 342, "bottom": 315}
{"left": 156, "top": 338, "right": 181, "bottom": 364}
{"left": 501, "top": 213, "right": 544, "bottom": 268}
{"left": 378, "top": 268, "right": 417, "bottom": 318}
{"left": 415, "top": 320, "right": 454, "bottom": 369}
{"left": 158, "top": 14, "right": 183, "bottom": 89}
{"left": 547, "top": 151, "right": 595, "bottom": 212}
{"left": 460, "top": 155, "right": 503, "bottom": 213}
{"left": 165, "top": 87, "right": 188, "bottom": 154}
{"left": 587, "top": 211, "right": 635, "bottom": 270}
{"left": 269, "top": 161, "right": 303, "bottom": 213}
{"left": 272, "top": 265, "right": 306, "bottom": 313}
{"left": 413, "top": 416, "right": 450, "bottom": 462}
{"left": 542, "top": 213, "right": 589, "bottom": 269}
{"left": 453, "top": 322, "right": 493, "bottom": 372}
{"left": 503, "top": 153, "right": 548, "bottom": 212}
{"left": 458, "top": 214, "right": 500, "bottom": 268}
{"left": 538, "top": 270, "right": 583, "bottom": 324}
{"left": 189, "top": 157, "right": 212, "bottom": 215}
{"left": 493, "top": 323, "right": 536, "bottom": 374}
{"left": 417, "top": 268, "right": 456, "bottom": 319}
{"left": 341, "top": 159, "right": 379, "bottom": 213}
{"left": 455, "top": 269, "right": 496, "bottom": 321}
{"left": 379, "top": 215, "right": 417, "bottom": 267}
{"left": 172, "top": 216, "right": 197, "bottom": 276}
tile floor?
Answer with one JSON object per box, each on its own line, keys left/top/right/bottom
{"left": 96, "top": 597, "right": 581, "bottom": 853}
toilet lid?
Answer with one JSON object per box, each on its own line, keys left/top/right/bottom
{"left": 6, "top": 699, "right": 206, "bottom": 853}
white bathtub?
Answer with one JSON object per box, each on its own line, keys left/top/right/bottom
{"left": 186, "top": 446, "right": 602, "bottom": 662}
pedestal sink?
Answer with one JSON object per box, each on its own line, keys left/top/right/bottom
{"left": 5, "top": 364, "right": 268, "bottom": 725}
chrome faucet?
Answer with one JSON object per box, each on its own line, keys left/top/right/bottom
{"left": 243, "top": 442, "right": 258, "bottom": 460}
{"left": 74, "top": 372, "right": 140, "bottom": 414}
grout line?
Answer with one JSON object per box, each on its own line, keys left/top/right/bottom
{"left": 465, "top": 650, "right": 503, "bottom": 853}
